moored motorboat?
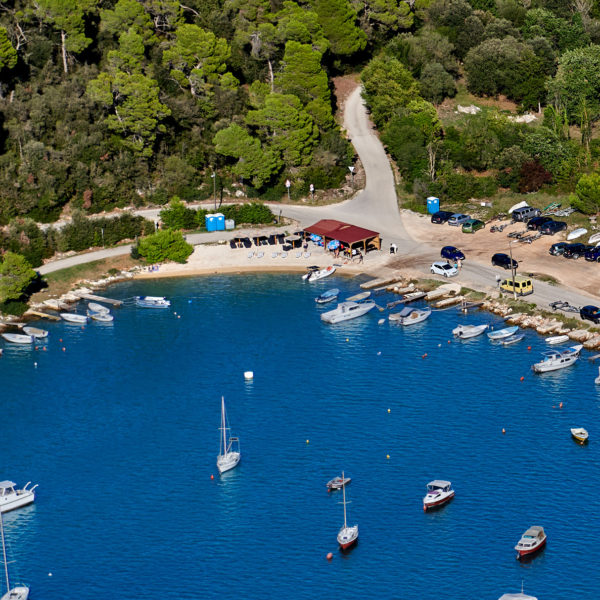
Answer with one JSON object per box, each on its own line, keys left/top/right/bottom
{"left": 532, "top": 344, "right": 583, "bottom": 373}
{"left": 321, "top": 300, "right": 376, "bottom": 324}
{"left": 545, "top": 335, "right": 569, "bottom": 345}
{"left": 336, "top": 471, "right": 358, "bottom": 550}
{"left": 134, "top": 296, "right": 170, "bottom": 308}
{"left": 514, "top": 525, "right": 546, "bottom": 560}
{"left": 217, "top": 396, "right": 240, "bottom": 474}
{"left": 0, "top": 481, "right": 37, "bottom": 513}
{"left": 423, "top": 480, "right": 454, "bottom": 511}
{"left": 389, "top": 306, "right": 431, "bottom": 325}
{"left": 87, "top": 302, "right": 110, "bottom": 314}
{"left": 88, "top": 311, "right": 114, "bottom": 322}
{"left": 487, "top": 325, "right": 519, "bottom": 340}
{"left": 501, "top": 334, "right": 525, "bottom": 346}
{"left": 315, "top": 288, "right": 340, "bottom": 304}
{"left": 571, "top": 427, "right": 589, "bottom": 444}
{"left": 498, "top": 588, "right": 538, "bottom": 600}
{"left": 0, "top": 333, "right": 33, "bottom": 344}
{"left": 22, "top": 326, "right": 48, "bottom": 339}
{"left": 327, "top": 475, "right": 351, "bottom": 491}
{"left": 306, "top": 266, "right": 336, "bottom": 282}
{"left": 60, "top": 313, "right": 88, "bottom": 323}
{"left": 452, "top": 324, "right": 488, "bottom": 339}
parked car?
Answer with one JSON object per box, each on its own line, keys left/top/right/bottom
{"left": 580, "top": 305, "right": 600, "bottom": 323}
{"left": 441, "top": 246, "right": 465, "bottom": 261}
{"left": 549, "top": 242, "right": 569, "bottom": 256}
{"left": 492, "top": 253, "right": 518, "bottom": 270}
{"left": 430, "top": 261, "right": 459, "bottom": 277}
{"left": 563, "top": 243, "right": 590, "bottom": 259}
{"left": 462, "top": 218, "right": 485, "bottom": 233}
{"left": 512, "top": 206, "right": 541, "bottom": 222}
{"left": 540, "top": 220, "right": 567, "bottom": 235}
{"left": 527, "top": 216, "right": 554, "bottom": 231}
{"left": 431, "top": 210, "right": 455, "bottom": 224}
{"left": 448, "top": 213, "right": 471, "bottom": 226}
{"left": 585, "top": 246, "right": 600, "bottom": 262}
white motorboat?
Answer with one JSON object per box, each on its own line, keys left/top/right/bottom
{"left": 0, "top": 334, "right": 33, "bottom": 345}
{"left": 532, "top": 344, "right": 583, "bottom": 373}
{"left": 571, "top": 427, "right": 588, "bottom": 444}
{"left": 514, "top": 525, "right": 546, "bottom": 560}
{"left": 87, "top": 302, "right": 110, "bottom": 314}
{"left": 327, "top": 475, "right": 351, "bottom": 491}
{"left": 21, "top": 326, "right": 48, "bottom": 339}
{"left": 498, "top": 586, "right": 538, "bottom": 600}
{"left": 321, "top": 300, "right": 376, "bottom": 324}
{"left": 567, "top": 227, "right": 587, "bottom": 241}
{"left": 0, "top": 509, "right": 29, "bottom": 600}
{"left": 389, "top": 306, "right": 431, "bottom": 325}
{"left": 452, "top": 324, "right": 488, "bottom": 339}
{"left": 306, "top": 266, "right": 336, "bottom": 282}
{"left": 423, "top": 480, "right": 454, "bottom": 511}
{"left": 60, "top": 313, "right": 88, "bottom": 324}
{"left": 0, "top": 482, "right": 37, "bottom": 514}
{"left": 487, "top": 325, "right": 519, "bottom": 340}
{"left": 336, "top": 471, "right": 358, "bottom": 550}
{"left": 134, "top": 296, "right": 170, "bottom": 308}
{"left": 88, "top": 311, "right": 114, "bottom": 322}
{"left": 315, "top": 288, "right": 339, "bottom": 304}
{"left": 545, "top": 335, "right": 569, "bottom": 345}
{"left": 216, "top": 397, "right": 240, "bottom": 475}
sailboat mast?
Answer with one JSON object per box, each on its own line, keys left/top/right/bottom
{"left": 0, "top": 512, "right": 10, "bottom": 595}
{"left": 342, "top": 471, "right": 347, "bottom": 528}
{"left": 221, "top": 396, "right": 227, "bottom": 456}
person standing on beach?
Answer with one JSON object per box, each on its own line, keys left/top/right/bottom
{"left": 457, "top": 258, "right": 462, "bottom": 270}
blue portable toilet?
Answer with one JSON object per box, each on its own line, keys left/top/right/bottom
{"left": 427, "top": 197, "right": 440, "bottom": 214}
{"left": 205, "top": 213, "right": 217, "bottom": 231}
{"left": 215, "top": 213, "right": 225, "bottom": 231}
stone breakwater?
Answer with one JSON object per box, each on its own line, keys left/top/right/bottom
{"left": 483, "top": 300, "right": 600, "bottom": 350}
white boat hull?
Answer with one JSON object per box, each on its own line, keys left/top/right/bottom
{"left": 321, "top": 301, "right": 376, "bottom": 324}
{"left": 1, "top": 586, "right": 29, "bottom": 600}
{"left": 545, "top": 335, "right": 569, "bottom": 345}
{"left": 0, "top": 490, "right": 35, "bottom": 513}
{"left": 0, "top": 334, "right": 33, "bottom": 344}
{"left": 22, "top": 327, "right": 48, "bottom": 339}
{"left": 532, "top": 355, "right": 578, "bottom": 372}
{"left": 423, "top": 490, "right": 455, "bottom": 511}
{"left": 487, "top": 326, "right": 519, "bottom": 340}
{"left": 567, "top": 228, "right": 587, "bottom": 241}
{"left": 390, "top": 308, "right": 431, "bottom": 325}
{"left": 89, "top": 312, "right": 114, "bottom": 322}
{"left": 60, "top": 313, "right": 88, "bottom": 323}
{"left": 453, "top": 324, "right": 488, "bottom": 339}
{"left": 337, "top": 525, "right": 358, "bottom": 549}
{"left": 307, "top": 266, "right": 336, "bottom": 282}
{"left": 217, "top": 452, "right": 240, "bottom": 474}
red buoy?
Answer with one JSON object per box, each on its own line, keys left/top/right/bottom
{"left": 210, "top": 474, "right": 214, "bottom": 480}
{"left": 559, "top": 402, "right": 563, "bottom": 409}
{"left": 502, "top": 428, "right": 506, "bottom": 434}
{"left": 326, "top": 553, "right": 333, "bottom": 560}
{"left": 422, "top": 353, "right": 427, "bottom": 359}
{"left": 520, "top": 376, "right": 524, "bottom": 381}
{"left": 527, "top": 346, "right": 531, "bottom": 351}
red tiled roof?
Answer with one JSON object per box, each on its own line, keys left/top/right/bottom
{"left": 305, "top": 220, "right": 379, "bottom": 244}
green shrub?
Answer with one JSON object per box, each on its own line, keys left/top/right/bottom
{"left": 137, "top": 230, "right": 193, "bottom": 263}
{"left": 160, "top": 197, "right": 198, "bottom": 230}
{"left": 0, "top": 300, "right": 29, "bottom": 316}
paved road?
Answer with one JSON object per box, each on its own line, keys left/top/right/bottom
{"left": 38, "top": 84, "right": 598, "bottom": 313}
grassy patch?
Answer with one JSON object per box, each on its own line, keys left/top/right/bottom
{"left": 530, "top": 272, "right": 559, "bottom": 285}
{"left": 460, "top": 288, "right": 486, "bottom": 300}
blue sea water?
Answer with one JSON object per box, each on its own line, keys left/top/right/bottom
{"left": 1, "top": 273, "right": 598, "bottom": 599}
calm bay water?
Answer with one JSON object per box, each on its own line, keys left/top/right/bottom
{"left": 1, "top": 273, "right": 598, "bottom": 599}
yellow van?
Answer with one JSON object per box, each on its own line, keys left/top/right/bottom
{"left": 500, "top": 275, "right": 533, "bottom": 296}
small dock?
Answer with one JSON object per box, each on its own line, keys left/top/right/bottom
{"left": 360, "top": 276, "right": 404, "bottom": 290}
{"left": 24, "top": 310, "right": 61, "bottom": 321}
{"left": 588, "top": 353, "right": 600, "bottom": 362}
{"left": 77, "top": 293, "right": 123, "bottom": 307}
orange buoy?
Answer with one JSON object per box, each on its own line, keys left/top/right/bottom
{"left": 62, "top": 347, "right": 66, "bottom": 352}
{"left": 502, "top": 428, "right": 506, "bottom": 434}
{"left": 43, "top": 347, "right": 47, "bottom": 351}
{"left": 59, "top": 338, "right": 62, "bottom": 342}
{"left": 422, "top": 353, "right": 427, "bottom": 359}
{"left": 210, "top": 474, "right": 214, "bottom": 480}
{"left": 326, "top": 552, "right": 333, "bottom": 560}
{"left": 34, "top": 346, "right": 38, "bottom": 351}
{"left": 527, "top": 346, "right": 531, "bottom": 351}
{"left": 447, "top": 340, "right": 451, "bottom": 344}
{"left": 559, "top": 402, "right": 563, "bottom": 409}
{"left": 520, "top": 376, "right": 524, "bottom": 381}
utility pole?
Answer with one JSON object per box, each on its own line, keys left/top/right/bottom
{"left": 211, "top": 170, "right": 216, "bottom": 211}
{"left": 509, "top": 241, "right": 517, "bottom": 300}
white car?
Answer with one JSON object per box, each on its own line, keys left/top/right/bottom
{"left": 430, "top": 261, "right": 458, "bottom": 277}
{"left": 447, "top": 213, "right": 471, "bottom": 226}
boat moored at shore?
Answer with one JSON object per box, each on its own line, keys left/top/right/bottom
{"left": 60, "top": 313, "right": 88, "bottom": 324}
{"left": 0, "top": 333, "right": 34, "bottom": 344}
{"left": 22, "top": 326, "right": 48, "bottom": 339}
{"left": 321, "top": 300, "right": 376, "bottom": 324}
{"left": 532, "top": 345, "right": 583, "bottom": 373}
{"left": 514, "top": 525, "right": 546, "bottom": 560}
{"left": 452, "top": 324, "right": 488, "bottom": 339}
{"left": 315, "top": 288, "right": 339, "bottom": 304}
{"left": 487, "top": 326, "right": 519, "bottom": 340}
{"left": 0, "top": 482, "right": 37, "bottom": 513}
{"left": 389, "top": 306, "right": 431, "bottom": 325}
{"left": 423, "top": 480, "right": 454, "bottom": 511}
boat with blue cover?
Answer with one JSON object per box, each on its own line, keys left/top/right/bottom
{"left": 315, "top": 288, "right": 340, "bottom": 304}
{"left": 134, "top": 296, "right": 171, "bottom": 309}
{"left": 389, "top": 306, "right": 431, "bottom": 325}
{"left": 487, "top": 325, "right": 519, "bottom": 340}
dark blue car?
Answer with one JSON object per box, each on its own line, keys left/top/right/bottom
{"left": 585, "top": 246, "right": 600, "bottom": 262}
{"left": 441, "top": 246, "right": 465, "bottom": 261}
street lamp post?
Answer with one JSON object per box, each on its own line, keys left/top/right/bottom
{"left": 309, "top": 183, "right": 314, "bottom": 201}
{"left": 211, "top": 171, "right": 217, "bottom": 211}
{"left": 285, "top": 179, "right": 291, "bottom": 200}
{"left": 508, "top": 241, "right": 517, "bottom": 300}
{"left": 101, "top": 227, "right": 105, "bottom": 248}
{"left": 348, "top": 166, "right": 355, "bottom": 188}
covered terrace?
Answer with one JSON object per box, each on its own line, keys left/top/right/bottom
{"left": 303, "top": 219, "right": 381, "bottom": 254}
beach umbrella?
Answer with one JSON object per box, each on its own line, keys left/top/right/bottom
{"left": 310, "top": 234, "right": 322, "bottom": 242}
{"left": 327, "top": 239, "right": 340, "bottom": 250}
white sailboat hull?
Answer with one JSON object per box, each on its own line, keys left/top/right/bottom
{"left": 1, "top": 586, "right": 29, "bottom": 600}
{"left": 217, "top": 452, "right": 240, "bottom": 474}
{"left": 0, "top": 491, "right": 35, "bottom": 514}
{"left": 337, "top": 525, "right": 358, "bottom": 549}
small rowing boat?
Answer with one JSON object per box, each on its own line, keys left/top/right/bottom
{"left": 1, "top": 333, "right": 34, "bottom": 344}
{"left": 487, "top": 325, "right": 519, "bottom": 340}
{"left": 88, "top": 302, "right": 110, "bottom": 314}
{"left": 545, "top": 335, "right": 569, "bottom": 345}
{"left": 88, "top": 311, "right": 114, "bottom": 322}
{"left": 22, "top": 326, "right": 48, "bottom": 339}
{"left": 347, "top": 291, "right": 371, "bottom": 302}
{"left": 315, "top": 288, "right": 339, "bottom": 304}
{"left": 452, "top": 324, "right": 488, "bottom": 339}
{"left": 60, "top": 313, "right": 88, "bottom": 323}
{"left": 571, "top": 427, "right": 588, "bottom": 444}
{"left": 502, "top": 334, "right": 525, "bottom": 346}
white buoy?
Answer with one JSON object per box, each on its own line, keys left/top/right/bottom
{"left": 244, "top": 371, "right": 254, "bottom": 380}
{"left": 378, "top": 318, "right": 385, "bottom": 325}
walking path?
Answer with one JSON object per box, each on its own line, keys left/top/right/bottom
{"left": 38, "top": 83, "right": 598, "bottom": 313}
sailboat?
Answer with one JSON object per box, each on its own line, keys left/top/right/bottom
{"left": 0, "top": 510, "right": 29, "bottom": 600}
{"left": 216, "top": 397, "right": 240, "bottom": 474}
{"left": 336, "top": 471, "right": 358, "bottom": 550}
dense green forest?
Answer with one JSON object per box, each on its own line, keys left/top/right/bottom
{"left": 2, "top": 0, "right": 600, "bottom": 271}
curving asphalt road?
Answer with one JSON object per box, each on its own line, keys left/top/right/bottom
{"left": 37, "top": 84, "right": 598, "bottom": 313}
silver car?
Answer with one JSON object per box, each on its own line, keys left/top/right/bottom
{"left": 448, "top": 213, "right": 471, "bottom": 226}
{"left": 430, "top": 261, "right": 459, "bottom": 277}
